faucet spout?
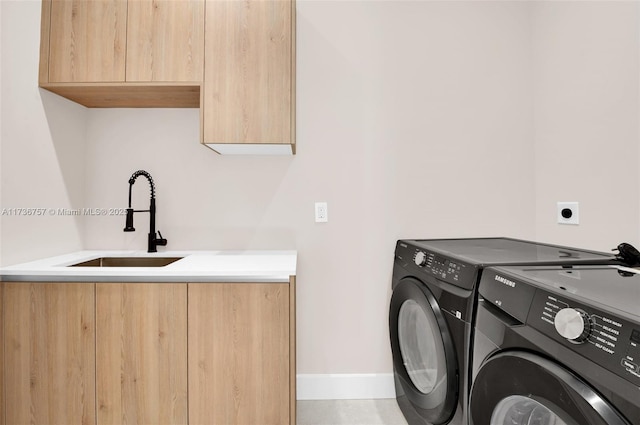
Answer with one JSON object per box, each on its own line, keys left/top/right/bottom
{"left": 124, "top": 170, "right": 167, "bottom": 253}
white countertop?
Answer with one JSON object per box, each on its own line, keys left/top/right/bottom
{"left": 0, "top": 250, "right": 297, "bottom": 283}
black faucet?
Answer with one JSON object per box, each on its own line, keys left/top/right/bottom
{"left": 124, "top": 170, "right": 167, "bottom": 253}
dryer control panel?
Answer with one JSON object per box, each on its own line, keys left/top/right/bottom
{"left": 527, "top": 289, "right": 640, "bottom": 387}
{"left": 395, "top": 242, "right": 477, "bottom": 290}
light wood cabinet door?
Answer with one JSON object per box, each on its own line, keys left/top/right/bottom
{"left": 96, "top": 283, "right": 188, "bottom": 425}
{"left": 203, "top": 0, "right": 295, "bottom": 146}
{"left": 188, "top": 283, "right": 291, "bottom": 425}
{"left": 3, "top": 283, "right": 96, "bottom": 425}
{"left": 0, "top": 283, "right": 4, "bottom": 425}
{"left": 48, "top": 0, "right": 127, "bottom": 83}
{"left": 41, "top": 0, "right": 204, "bottom": 108}
{"left": 126, "top": 0, "right": 204, "bottom": 82}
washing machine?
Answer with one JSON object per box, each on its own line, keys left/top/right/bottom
{"left": 469, "top": 265, "right": 640, "bottom": 425}
{"left": 389, "top": 238, "right": 625, "bottom": 425}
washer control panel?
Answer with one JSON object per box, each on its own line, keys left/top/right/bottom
{"left": 528, "top": 290, "right": 640, "bottom": 387}
{"left": 396, "top": 243, "right": 477, "bottom": 290}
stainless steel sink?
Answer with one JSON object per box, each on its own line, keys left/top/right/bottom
{"left": 69, "top": 257, "right": 183, "bottom": 267}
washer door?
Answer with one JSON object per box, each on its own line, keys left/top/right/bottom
{"left": 389, "top": 277, "right": 458, "bottom": 424}
{"left": 469, "top": 351, "right": 631, "bottom": 425}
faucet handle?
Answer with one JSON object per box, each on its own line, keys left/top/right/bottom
{"left": 156, "top": 231, "right": 168, "bottom": 246}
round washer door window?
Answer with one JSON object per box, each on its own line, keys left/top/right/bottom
{"left": 389, "top": 277, "right": 457, "bottom": 423}
{"left": 398, "top": 299, "right": 443, "bottom": 395}
{"left": 491, "top": 395, "right": 570, "bottom": 425}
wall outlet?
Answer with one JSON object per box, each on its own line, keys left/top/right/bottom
{"left": 557, "top": 202, "right": 579, "bottom": 225}
{"left": 315, "top": 202, "right": 328, "bottom": 223}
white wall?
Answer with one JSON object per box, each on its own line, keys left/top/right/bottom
{"left": 532, "top": 1, "right": 640, "bottom": 251}
{"left": 0, "top": 1, "right": 87, "bottom": 266}
{"left": 82, "top": 1, "right": 535, "bottom": 376}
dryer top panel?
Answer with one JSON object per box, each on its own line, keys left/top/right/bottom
{"left": 407, "top": 238, "right": 617, "bottom": 267}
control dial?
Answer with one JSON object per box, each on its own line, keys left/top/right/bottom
{"left": 414, "top": 251, "right": 427, "bottom": 267}
{"left": 554, "top": 308, "right": 591, "bottom": 343}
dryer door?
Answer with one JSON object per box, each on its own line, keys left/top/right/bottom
{"left": 389, "top": 277, "right": 458, "bottom": 424}
{"left": 469, "top": 351, "right": 631, "bottom": 425}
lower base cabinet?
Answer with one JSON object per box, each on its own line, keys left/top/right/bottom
{"left": 0, "top": 283, "right": 4, "bottom": 425}
{"left": 3, "top": 283, "right": 96, "bottom": 425}
{"left": 189, "top": 283, "right": 291, "bottom": 424}
{"left": 96, "top": 284, "right": 188, "bottom": 424}
{"left": 1, "top": 279, "right": 296, "bottom": 425}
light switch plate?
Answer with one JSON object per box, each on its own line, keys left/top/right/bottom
{"left": 315, "top": 202, "right": 328, "bottom": 223}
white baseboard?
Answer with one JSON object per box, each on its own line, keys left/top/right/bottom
{"left": 297, "top": 373, "right": 396, "bottom": 400}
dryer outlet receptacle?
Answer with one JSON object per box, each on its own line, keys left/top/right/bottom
{"left": 557, "top": 202, "right": 579, "bottom": 225}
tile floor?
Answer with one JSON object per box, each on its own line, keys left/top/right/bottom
{"left": 297, "top": 399, "right": 408, "bottom": 425}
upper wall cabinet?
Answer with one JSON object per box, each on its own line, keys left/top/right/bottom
{"left": 39, "top": 0, "right": 204, "bottom": 107}
{"left": 201, "top": 0, "right": 296, "bottom": 155}
{"left": 38, "top": 0, "right": 296, "bottom": 155}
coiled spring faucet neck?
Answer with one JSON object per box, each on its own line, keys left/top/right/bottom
{"left": 128, "top": 170, "right": 156, "bottom": 202}
{"left": 124, "top": 170, "right": 167, "bottom": 253}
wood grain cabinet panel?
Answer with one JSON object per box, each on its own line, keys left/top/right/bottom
{"left": 188, "top": 283, "right": 291, "bottom": 425}
{"left": 203, "top": 0, "right": 295, "bottom": 147}
{"left": 96, "top": 283, "right": 188, "bottom": 425}
{"left": 48, "top": 0, "right": 127, "bottom": 82}
{"left": 41, "top": 0, "right": 203, "bottom": 107}
{"left": 0, "top": 283, "right": 4, "bottom": 425}
{"left": 126, "top": 0, "right": 204, "bottom": 82}
{"left": 3, "top": 283, "right": 96, "bottom": 425}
